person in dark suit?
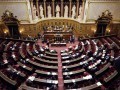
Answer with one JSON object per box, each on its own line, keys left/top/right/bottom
{"left": 46, "top": 39, "right": 50, "bottom": 47}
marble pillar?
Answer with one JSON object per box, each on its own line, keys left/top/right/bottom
{"left": 29, "top": 0, "right": 34, "bottom": 20}
{"left": 69, "top": 0, "right": 72, "bottom": 17}
{"left": 76, "top": 0, "right": 79, "bottom": 18}
{"left": 82, "top": 0, "right": 85, "bottom": 20}
{"left": 52, "top": 0, "right": 55, "bottom": 17}
{"left": 36, "top": 0, "right": 40, "bottom": 18}
{"left": 61, "top": 0, "right": 63, "bottom": 17}
{"left": 44, "top": 0, "right": 46, "bottom": 17}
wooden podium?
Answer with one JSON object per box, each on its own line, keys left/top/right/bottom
{"left": 44, "top": 30, "right": 72, "bottom": 42}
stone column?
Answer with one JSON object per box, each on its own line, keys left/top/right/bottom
{"left": 52, "top": 0, "right": 55, "bottom": 17}
{"left": 44, "top": 0, "right": 46, "bottom": 17}
{"left": 61, "top": 0, "right": 63, "bottom": 17}
{"left": 36, "top": 0, "right": 40, "bottom": 18}
{"left": 82, "top": 0, "right": 85, "bottom": 20}
{"left": 27, "top": 0, "right": 32, "bottom": 23}
{"left": 69, "top": 0, "right": 72, "bottom": 17}
{"left": 29, "top": 0, "right": 34, "bottom": 20}
{"left": 76, "top": 0, "right": 79, "bottom": 18}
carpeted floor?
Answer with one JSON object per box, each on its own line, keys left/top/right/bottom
{"left": 36, "top": 39, "right": 79, "bottom": 90}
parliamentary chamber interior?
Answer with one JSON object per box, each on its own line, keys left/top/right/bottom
{"left": 0, "top": 0, "right": 120, "bottom": 90}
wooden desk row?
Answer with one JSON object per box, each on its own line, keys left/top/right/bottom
{"left": 19, "top": 84, "right": 43, "bottom": 90}
{"left": 27, "top": 60, "right": 58, "bottom": 69}
{"left": 19, "top": 44, "right": 58, "bottom": 70}
{"left": 107, "top": 37, "right": 120, "bottom": 50}
{"left": 33, "top": 56, "right": 58, "bottom": 64}
{"left": 34, "top": 78, "right": 58, "bottom": 84}
{"left": 19, "top": 42, "right": 26, "bottom": 58}
{"left": 29, "top": 43, "right": 58, "bottom": 58}
{"left": 26, "top": 45, "right": 58, "bottom": 63}
{"left": 17, "top": 62, "right": 33, "bottom": 71}
{"left": 97, "top": 38, "right": 115, "bottom": 62}
{"left": 42, "top": 55, "right": 58, "bottom": 60}
{"left": 60, "top": 41, "right": 86, "bottom": 62}
{"left": 86, "top": 40, "right": 91, "bottom": 51}
{"left": 0, "top": 71, "right": 17, "bottom": 86}
{"left": 18, "top": 61, "right": 58, "bottom": 75}
{"left": 51, "top": 43, "right": 66, "bottom": 47}
{"left": 80, "top": 42, "right": 85, "bottom": 52}
{"left": 35, "top": 69, "right": 58, "bottom": 75}
{"left": 66, "top": 82, "right": 102, "bottom": 90}
{"left": 4, "top": 41, "right": 12, "bottom": 51}
{"left": 44, "top": 34, "right": 72, "bottom": 40}
{"left": 44, "top": 31, "right": 72, "bottom": 34}
{"left": 0, "top": 37, "right": 35, "bottom": 43}
{"left": 111, "top": 37, "right": 120, "bottom": 47}
{"left": 61, "top": 41, "right": 84, "bottom": 59}
{"left": 63, "top": 63, "right": 81, "bottom": 69}
{"left": 62, "top": 54, "right": 85, "bottom": 64}
{"left": 63, "top": 69, "right": 85, "bottom": 75}
{"left": 63, "top": 55, "right": 94, "bottom": 69}
{"left": 104, "top": 70, "right": 118, "bottom": 82}
{"left": 45, "top": 51, "right": 58, "bottom": 57}
{"left": 95, "top": 63, "right": 111, "bottom": 75}
{"left": 21, "top": 82, "right": 102, "bottom": 90}
{"left": 64, "top": 75, "right": 92, "bottom": 84}
{"left": 27, "top": 44, "right": 58, "bottom": 61}
{"left": 8, "top": 65, "right": 26, "bottom": 78}
{"left": 92, "top": 40, "right": 99, "bottom": 56}
{"left": 26, "top": 45, "right": 33, "bottom": 56}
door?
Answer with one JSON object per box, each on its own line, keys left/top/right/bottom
{"left": 7, "top": 24, "right": 20, "bottom": 39}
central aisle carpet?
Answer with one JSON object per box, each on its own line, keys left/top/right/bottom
{"left": 36, "top": 39, "right": 79, "bottom": 90}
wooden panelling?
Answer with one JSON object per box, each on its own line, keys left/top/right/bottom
{"left": 0, "top": 19, "right": 119, "bottom": 38}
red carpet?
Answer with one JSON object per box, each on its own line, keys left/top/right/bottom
{"left": 36, "top": 39, "right": 79, "bottom": 90}
{"left": 57, "top": 50, "right": 64, "bottom": 90}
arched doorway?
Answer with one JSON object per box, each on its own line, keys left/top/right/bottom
{"left": 1, "top": 10, "right": 20, "bottom": 39}
{"left": 95, "top": 10, "right": 112, "bottom": 36}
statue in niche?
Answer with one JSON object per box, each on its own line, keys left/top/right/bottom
{"left": 78, "top": 5, "right": 83, "bottom": 20}
{"left": 33, "top": 5, "right": 38, "bottom": 20}
{"left": 64, "top": 5, "right": 68, "bottom": 18}
{"left": 56, "top": 4, "right": 60, "bottom": 17}
{"left": 79, "top": 5, "right": 83, "bottom": 16}
{"left": 39, "top": 5, "right": 44, "bottom": 18}
{"left": 47, "top": 5, "right": 52, "bottom": 18}
{"left": 71, "top": 5, "right": 76, "bottom": 18}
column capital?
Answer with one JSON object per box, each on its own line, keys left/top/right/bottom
{"left": 77, "top": 0, "right": 79, "bottom": 2}
{"left": 43, "top": 0, "right": 46, "bottom": 2}
{"left": 69, "top": 0, "right": 72, "bottom": 2}
{"left": 61, "top": 0, "right": 63, "bottom": 1}
{"left": 52, "top": 0, "right": 55, "bottom": 1}
{"left": 36, "top": 0, "right": 39, "bottom": 2}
